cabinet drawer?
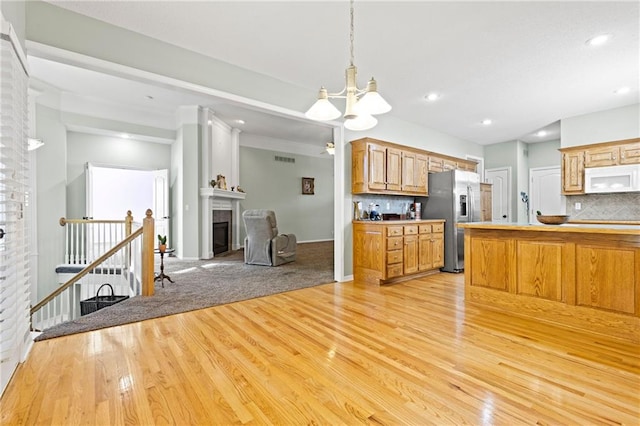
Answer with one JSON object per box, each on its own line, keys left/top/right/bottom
{"left": 387, "top": 237, "right": 403, "bottom": 250}
{"left": 387, "top": 250, "right": 403, "bottom": 265}
{"left": 419, "top": 224, "right": 432, "bottom": 234}
{"left": 386, "top": 264, "right": 403, "bottom": 278}
{"left": 387, "top": 226, "right": 403, "bottom": 237}
{"left": 404, "top": 225, "right": 418, "bottom": 235}
{"left": 432, "top": 223, "right": 444, "bottom": 233}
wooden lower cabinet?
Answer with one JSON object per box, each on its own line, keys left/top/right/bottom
{"left": 353, "top": 220, "right": 445, "bottom": 285}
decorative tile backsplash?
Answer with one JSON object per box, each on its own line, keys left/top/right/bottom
{"left": 566, "top": 193, "right": 640, "bottom": 220}
{"left": 352, "top": 194, "right": 415, "bottom": 217}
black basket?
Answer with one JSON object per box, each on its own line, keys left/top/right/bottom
{"left": 80, "top": 283, "right": 129, "bottom": 316}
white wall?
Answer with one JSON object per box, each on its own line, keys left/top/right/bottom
{"left": 239, "top": 145, "right": 334, "bottom": 243}
{"left": 561, "top": 104, "right": 640, "bottom": 147}
{"left": 35, "top": 105, "right": 67, "bottom": 299}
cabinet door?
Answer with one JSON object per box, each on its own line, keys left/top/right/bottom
{"left": 386, "top": 147, "right": 402, "bottom": 191}
{"left": 620, "top": 142, "right": 640, "bottom": 165}
{"left": 403, "top": 234, "right": 419, "bottom": 274}
{"left": 480, "top": 183, "right": 492, "bottom": 221}
{"left": 585, "top": 146, "right": 619, "bottom": 167}
{"left": 351, "top": 146, "right": 367, "bottom": 193}
{"left": 458, "top": 161, "right": 477, "bottom": 172}
{"left": 442, "top": 159, "right": 457, "bottom": 171}
{"left": 415, "top": 154, "right": 428, "bottom": 194}
{"left": 428, "top": 156, "right": 444, "bottom": 173}
{"left": 418, "top": 234, "right": 433, "bottom": 271}
{"left": 367, "top": 144, "right": 387, "bottom": 191}
{"left": 562, "top": 151, "right": 584, "bottom": 193}
{"left": 401, "top": 151, "right": 417, "bottom": 192}
{"left": 431, "top": 233, "right": 444, "bottom": 268}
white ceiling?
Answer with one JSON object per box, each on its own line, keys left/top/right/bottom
{"left": 36, "top": 1, "right": 639, "bottom": 147}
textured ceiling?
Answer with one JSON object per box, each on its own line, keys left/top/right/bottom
{"left": 39, "top": 1, "right": 639, "bottom": 146}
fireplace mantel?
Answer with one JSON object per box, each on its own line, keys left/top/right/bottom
{"left": 200, "top": 188, "right": 246, "bottom": 259}
{"left": 199, "top": 187, "right": 246, "bottom": 200}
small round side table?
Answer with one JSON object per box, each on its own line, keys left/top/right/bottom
{"left": 154, "top": 248, "right": 175, "bottom": 287}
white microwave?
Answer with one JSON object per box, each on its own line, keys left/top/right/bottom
{"left": 584, "top": 164, "right": 640, "bottom": 193}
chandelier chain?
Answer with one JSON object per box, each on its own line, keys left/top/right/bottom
{"left": 349, "top": 0, "right": 355, "bottom": 66}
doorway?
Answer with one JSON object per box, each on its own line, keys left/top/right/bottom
{"left": 86, "top": 164, "right": 170, "bottom": 243}
{"left": 485, "top": 167, "right": 511, "bottom": 222}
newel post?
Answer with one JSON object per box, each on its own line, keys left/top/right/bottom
{"left": 142, "top": 209, "right": 155, "bottom": 296}
{"left": 125, "top": 210, "right": 133, "bottom": 237}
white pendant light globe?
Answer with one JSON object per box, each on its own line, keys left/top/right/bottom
{"left": 305, "top": 88, "right": 341, "bottom": 121}
{"left": 357, "top": 78, "right": 392, "bottom": 115}
{"left": 344, "top": 113, "right": 377, "bottom": 131}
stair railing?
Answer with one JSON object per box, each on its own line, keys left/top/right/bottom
{"left": 59, "top": 211, "right": 133, "bottom": 265}
{"left": 31, "top": 210, "right": 156, "bottom": 332}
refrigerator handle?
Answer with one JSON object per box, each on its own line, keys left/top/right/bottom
{"left": 468, "top": 185, "right": 474, "bottom": 222}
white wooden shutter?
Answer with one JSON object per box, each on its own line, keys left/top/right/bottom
{"left": 0, "top": 16, "right": 31, "bottom": 396}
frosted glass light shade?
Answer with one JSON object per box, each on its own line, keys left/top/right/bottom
{"left": 358, "top": 78, "right": 391, "bottom": 115}
{"left": 305, "top": 88, "right": 341, "bottom": 121}
{"left": 344, "top": 113, "right": 377, "bottom": 131}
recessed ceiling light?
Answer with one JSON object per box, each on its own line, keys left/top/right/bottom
{"left": 614, "top": 87, "right": 630, "bottom": 95}
{"left": 425, "top": 93, "right": 440, "bottom": 101}
{"left": 481, "top": 119, "right": 492, "bottom": 126}
{"left": 121, "top": 133, "right": 130, "bottom": 139}
{"left": 586, "top": 34, "right": 611, "bottom": 46}
{"left": 207, "top": 120, "right": 212, "bottom": 125}
{"left": 536, "top": 130, "right": 547, "bottom": 137}
{"left": 235, "top": 119, "right": 245, "bottom": 125}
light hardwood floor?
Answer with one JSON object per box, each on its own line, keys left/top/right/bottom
{"left": 2, "top": 273, "right": 639, "bottom": 425}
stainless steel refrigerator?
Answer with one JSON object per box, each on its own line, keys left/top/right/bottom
{"left": 417, "top": 170, "right": 481, "bottom": 272}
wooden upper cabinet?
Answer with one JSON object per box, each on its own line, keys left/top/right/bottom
{"left": 351, "top": 138, "right": 427, "bottom": 196}
{"left": 427, "top": 156, "right": 444, "bottom": 173}
{"left": 385, "top": 146, "right": 402, "bottom": 192}
{"left": 560, "top": 138, "right": 640, "bottom": 195}
{"left": 401, "top": 151, "right": 428, "bottom": 194}
{"left": 620, "top": 142, "right": 640, "bottom": 164}
{"left": 367, "top": 143, "right": 388, "bottom": 191}
{"left": 457, "top": 160, "right": 478, "bottom": 172}
{"left": 351, "top": 137, "right": 475, "bottom": 195}
{"left": 562, "top": 150, "right": 585, "bottom": 194}
{"left": 582, "top": 139, "right": 640, "bottom": 167}
{"left": 428, "top": 154, "right": 477, "bottom": 173}
{"left": 585, "top": 145, "right": 619, "bottom": 168}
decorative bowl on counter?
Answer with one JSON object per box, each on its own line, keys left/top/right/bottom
{"left": 536, "top": 215, "right": 570, "bottom": 225}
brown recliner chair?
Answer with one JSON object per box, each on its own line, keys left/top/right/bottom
{"left": 242, "top": 209, "right": 297, "bottom": 266}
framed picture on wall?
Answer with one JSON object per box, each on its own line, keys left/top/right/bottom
{"left": 302, "top": 177, "right": 314, "bottom": 195}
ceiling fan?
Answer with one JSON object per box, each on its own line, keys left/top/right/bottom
{"left": 321, "top": 142, "right": 335, "bottom": 156}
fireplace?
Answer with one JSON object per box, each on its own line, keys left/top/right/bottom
{"left": 212, "top": 210, "right": 232, "bottom": 255}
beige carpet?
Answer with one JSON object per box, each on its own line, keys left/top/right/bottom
{"left": 36, "top": 241, "right": 334, "bottom": 341}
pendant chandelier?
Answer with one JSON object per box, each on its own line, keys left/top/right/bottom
{"left": 305, "top": 0, "right": 391, "bottom": 131}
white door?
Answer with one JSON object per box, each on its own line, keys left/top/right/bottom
{"left": 530, "top": 167, "right": 564, "bottom": 223}
{"left": 486, "top": 167, "right": 511, "bottom": 222}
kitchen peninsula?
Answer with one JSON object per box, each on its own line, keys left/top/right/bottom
{"left": 458, "top": 222, "right": 640, "bottom": 343}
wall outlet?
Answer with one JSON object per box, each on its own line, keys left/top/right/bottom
{"left": 574, "top": 202, "right": 581, "bottom": 210}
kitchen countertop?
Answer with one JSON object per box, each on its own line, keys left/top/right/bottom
{"left": 457, "top": 221, "right": 640, "bottom": 235}
{"left": 353, "top": 219, "right": 445, "bottom": 225}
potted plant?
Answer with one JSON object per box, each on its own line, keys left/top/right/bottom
{"left": 157, "top": 234, "right": 167, "bottom": 253}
